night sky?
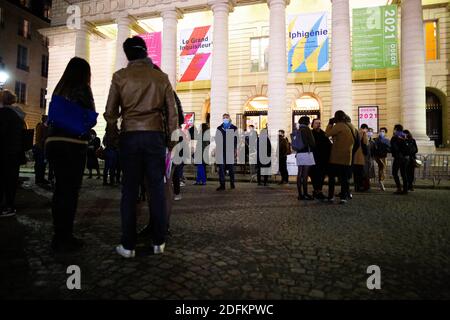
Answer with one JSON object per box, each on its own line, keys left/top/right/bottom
{"left": 7, "top": 0, "right": 52, "bottom": 19}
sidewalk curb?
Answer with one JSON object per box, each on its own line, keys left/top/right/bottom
{"left": 20, "top": 170, "right": 450, "bottom": 190}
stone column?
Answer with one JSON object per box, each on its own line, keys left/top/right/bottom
{"left": 386, "top": 68, "right": 401, "bottom": 133}
{"left": 401, "top": 0, "right": 432, "bottom": 150}
{"left": 267, "top": 0, "right": 288, "bottom": 134}
{"left": 267, "top": 0, "right": 288, "bottom": 174}
{"left": 208, "top": 0, "right": 232, "bottom": 130}
{"left": 74, "top": 22, "right": 90, "bottom": 60}
{"left": 115, "top": 15, "right": 131, "bottom": 71}
{"left": 331, "top": 0, "right": 352, "bottom": 118}
{"left": 161, "top": 9, "right": 181, "bottom": 89}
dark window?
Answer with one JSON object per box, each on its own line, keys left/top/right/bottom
{"left": 18, "top": 19, "right": 31, "bottom": 39}
{"left": 17, "top": 45, "right": 29, "bottom": 71}
{"left": 40, "top": 89, "right": 47, "bottom": 109}
{"left": 250, "top": 37, "right": 269, "bottom": 72}
{"left": 15, "top": 81, "right": 27, "bottom": 104}
{"left": 41, "top": 55, "right": 48, "bottom": 78}
{"left": 0, "top": 7, "right": 5, "bottom": 28}
{"left": 43, "top": 5, "right": 51, "bottom": 19}
{"left": 19, "top": 0, "right": 31, "bottom": 9}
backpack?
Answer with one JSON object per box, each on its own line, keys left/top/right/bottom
{"left": 291, "top": 129, "right": 305, "bottom": 152}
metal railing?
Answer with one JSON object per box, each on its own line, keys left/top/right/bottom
{"left": 381, "top": 154, "right": 450, "bottom": 186}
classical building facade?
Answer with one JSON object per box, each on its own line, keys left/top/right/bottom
{"left": 0, "top": 0, "right": 51, "bottom": 130}
{"left": 40, "top": 0, "right": 449, "bottom": 152}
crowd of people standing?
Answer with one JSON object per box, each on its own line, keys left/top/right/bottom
{"left": 0, "top": 35, "right": 421, "bottom": 258}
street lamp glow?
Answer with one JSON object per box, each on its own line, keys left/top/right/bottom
{"left": 0, "top": 70, "right": 9, "bottom": 87}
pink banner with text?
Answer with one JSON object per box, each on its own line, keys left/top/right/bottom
{"left": 139, "top": 32, "right": 162, "bottom": 67}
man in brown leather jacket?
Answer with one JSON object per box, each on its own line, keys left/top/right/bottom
{"left": 104, "top": 36, "right": 178, "bottom": 258}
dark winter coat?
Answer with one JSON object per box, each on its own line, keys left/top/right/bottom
{"left": 215, "top": 123, "right": 238, "bottom": 165}
{"left": 312, "top": 128, "right": 331, "bottom": 167}
{"left": 0, "top": 106, "right": 26, "bottom": 158}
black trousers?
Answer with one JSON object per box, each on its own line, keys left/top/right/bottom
{"left": 218, "top": 164, "right": 235, "bottom": 186}
{"left": 33, "top": 146, "right": 47, "bottom": 183}
{"left": 173, "top": 163, "right": 184, "bottom": 195}
{"left": 310, "top": 163, "right": 327, "bottom": 192}
{"left": 352, "top": 164, "right": 365, "bottom": 191}
{"left": 279, "top": 156, "right": 289, "bottom": 183}
{"left": 0, "top": 155, "right": 21, "bottom": 208}
{"left": 392, "top": 157, "right": 409, "bottom": 192}
{"left": 46, "top": 141, "right": 87, "bottom": 241}
{"left": 328, "top": 164, "right": 352, "bottom": 200}
{"left": 120, "top": 131, "right": 167, "bottom": 249}
{"left": 407, "top": 161, "right": 416, "bottom": 190}
{"left": 257, "top": 165, "right": 269, "bottom": 185}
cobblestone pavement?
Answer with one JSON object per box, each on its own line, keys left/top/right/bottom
{"left": 1, "top": 175, "right": 449, "bottom": 300}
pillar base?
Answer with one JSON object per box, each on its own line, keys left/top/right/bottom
{"left": 416, "top": 139, "right": 436, "bottom": 154}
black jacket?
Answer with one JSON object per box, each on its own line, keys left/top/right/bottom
{"left": 215, "top": 123, "right": 238, "bottom": 165}
{"left": 0, "top": 107, "right": 26, "bottom": 158}
{"left": 390, "top": 135, "right": 413, "bottom": 159}
{"left": 312, "top": 129, "right": 331, "bottom": 166}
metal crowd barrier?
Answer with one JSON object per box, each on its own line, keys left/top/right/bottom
{"left": 381, "top": 154, "right": 450, "bottom": 186}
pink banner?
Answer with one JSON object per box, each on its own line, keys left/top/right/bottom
{"left": 139, "top": 32, "right": 161, "bottom": 67}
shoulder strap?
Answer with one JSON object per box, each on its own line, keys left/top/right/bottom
{"left": 344, "top": 123, "right": 356, "bottom": 143}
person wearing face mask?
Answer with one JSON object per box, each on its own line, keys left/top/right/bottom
{"left": 353, "top": 124, "right": 369, "bottom": 192}
{"left": 215, "top": 113, "right": 238, "bottom": 191}
{"left": 390, "top": 124, "right": 410, "bottom": 195}
{"left": 372, "top": 127, "right": 390, "bottom": 191}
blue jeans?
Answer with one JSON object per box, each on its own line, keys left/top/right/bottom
{"left": 218, "top": 164, "right": 235, "bottom": 187}
{"left": 120, "top": 131, "right": 167, "bottom": 249}
{"left": 196, "top": 164, "right": 207, "bottom": 184}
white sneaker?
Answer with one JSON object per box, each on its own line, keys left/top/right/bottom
{"left": 379, "top": 182, "right": 386, "bottom": 191}
{"left": 153, "top": 243, "right": 165, "bottom": 255}
{"left": 180, "top": 181, "right": 186, "bottom": 187}
{"left": 174, "top": 194, "right": 182, "bottom": 201}
{"left": 116, "top": 244, "right": 135, "bottom": 258}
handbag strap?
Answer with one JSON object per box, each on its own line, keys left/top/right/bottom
{"left": 344, "top": 123, "right": 356, "bottom": 144}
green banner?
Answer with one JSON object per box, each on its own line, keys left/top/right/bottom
{"left": 352, "top": 5, "right": 399, "bottom": 70}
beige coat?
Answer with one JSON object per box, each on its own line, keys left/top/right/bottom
{"left": 353, "top": 129, "right": 369, "bottom": 166}
{"left": 325, "top": 122, "right": 357, "bottom": 166}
